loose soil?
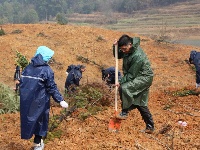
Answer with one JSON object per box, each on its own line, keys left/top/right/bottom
{"left": 0, "top": 24, "right": 200, "bottom": 150}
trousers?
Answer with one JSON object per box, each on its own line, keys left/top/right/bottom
{"left": 119, "top": 87, "right": 154, "bottom": 129}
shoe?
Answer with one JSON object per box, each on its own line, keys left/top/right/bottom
{"left": 34, "top": 139, "right": 44, "bottom": 150}
{"left": 141, "top": 128, "right": 154, "bottom": 134}
{"left": 116, "top": 112, "right": 128, "bottom": 120}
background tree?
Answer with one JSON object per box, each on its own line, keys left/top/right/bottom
{"left": 0, "top": 0, "right": 190, "bottom": 24}
{"left": 22, "top": 9, "right": 39, "bottom": 24}
{"left": 2, "top": 2, "right": 14, "bottom": 23}
{"left": 56, "top": 13, "right": 68, "bottom": 25}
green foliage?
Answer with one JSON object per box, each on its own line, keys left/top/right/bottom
{"left": 74, "top": 85, "right": 103, "bottom": 108}
{"left": 56, "top": 13, "right": 68, "bottom": 25}
{"left": 0, "top": 0, "right": 191, "bottom": 24}
{"left": 1, "top": 2, "right": 14, "bottom": 23}
{"left": 37, "top": 32, "right": 46, "bottom": 37}
{"left": 75, "top": 93, "right": 88, "bottom": 108}
{"left": 0, "top": 27, "right": 5, "bottom": 36}
{"left": 0, "top": 17, "right": 9, "bottom": 25}
{"left": 76, "top": 55, "right": 90, "bottom": 63}
{"left": 190, "top": 65, "right": 196, "bottom": 71}
{"left": 88, "top": 105, "right": 102, "bottom": 115}
{"left": 48, "top": 83, "right": 112, "bottom": 131}
{"left": 0, "top": 83, "right": 19, "bottom": 114}
{"left": 22, "top": 9, "right": 39, "bottom": 23}
{"left": 65, "top": 83, "right": 112, "bottom": 120}
{"left": 78, "top": 112, "right": 90, "bottom": 120}
{"left": 96, "top": 35, "right": 105, "bottom": 42}
{"left": 49, "top": 114, "right": 61, "bottom": 131}
{"left": 15, "top": 51, "right": 29, "bottom": 70}
{"left": 172, "top": 89, "right": 198, "bottom": 97}
{"left": 163, "top": 104, "right": 175, "bottom": 110}
{"left": 11, "top": 29, "right": 23, "bottom": 34}
{"left": 67, "top": 83, "right": 111, "bottom": 120}
{"left": 45, "top": 130, "right": 62, "bottom": 143}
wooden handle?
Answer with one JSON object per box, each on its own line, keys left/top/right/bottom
{"left": 114, "top": 44, "right": 118, "bottom": 112}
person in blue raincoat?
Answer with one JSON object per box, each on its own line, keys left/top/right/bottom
{"left": 20, "top": 46, "right": 68, "bottom": 150}
{"left": 189, "top": 50, "right": 200, "bottom": 88}
{"left": 102, "top": 67, "right": 122, "bottom": 88}
{"left": 65, "top": 65, "right": 86, "bottom": 94}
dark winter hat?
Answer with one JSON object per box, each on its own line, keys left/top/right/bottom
{"left": 80, "top": 65, "right": 86, "bottom": 69}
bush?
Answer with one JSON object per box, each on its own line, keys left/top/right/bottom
{"left": 56, "top": 13, "right": 68, "bottom": 25}
{"left": 65, "top": 83, "right": 112, "bottom": 120}
{"left": 11, "top": 29, "right": 23, "bottom": 34}
{"left": 0, "top": 27, "right": 5, "bottom": 36}
{"left": 0, "top": 83, "right": 19, "bottom": 114}
{"left": 15, "top": 51, "right": 29, "bottom": 70}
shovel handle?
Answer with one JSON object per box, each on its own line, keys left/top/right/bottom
{"left": 115, "top": 44, "right": 118, "bottom": 112}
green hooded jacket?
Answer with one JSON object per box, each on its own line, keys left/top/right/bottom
{"left": 113, "top": 37, "right": 153, "bottom": 109}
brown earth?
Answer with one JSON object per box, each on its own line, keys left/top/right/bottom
{"left": 0, "top": 24, "right": 200, "bottom": 150}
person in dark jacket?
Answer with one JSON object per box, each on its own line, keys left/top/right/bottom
{"left": 102, "top": 67, "right": 122, "bottom": 89}
{"left": 66, "top": 64, "right": 76, "bottom": 76}
{"left": 13, "top": 65, "right": 20, "bottom": 92}
{"left": 189, "top": 50, "right": 200, "bottom": 88}
{"left": 19, "top": 46, "right": 68, "bottom": 150}
{"left": 113, "top": 34, "right": 154, "bottom": 134}
{"left": 65, "top": 65, "right": 86, "bottom": 94}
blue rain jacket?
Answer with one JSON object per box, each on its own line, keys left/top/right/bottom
{"left": 189, "top": 50, "right": 200, "bottom": 84}
{"left": 20, "top": 47, "right": 63, "bottom": 139}
{"left": 65, "top": 65, "right": 82, "bottom": 88}
{"left": 66, "top": 64, "right": 76, "bottom": 73}
{"left": 102, "top": 67, "right": 122, "bottom": 84}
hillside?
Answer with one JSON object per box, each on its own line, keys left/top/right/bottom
{"left": 0, "top": 24, "right": 200, "bottom": 150}
{"left": 0, "top": 24, "right": 199, "bottom": 91}
{"left": 104, "top": 0, "right": 200, "bottom": 39}
{"left": 67, "top": 0, "right": 200, "bottom": 46}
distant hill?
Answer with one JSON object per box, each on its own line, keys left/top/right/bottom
{"left": 66, "top": 0, "right": 200, "bottom": 47}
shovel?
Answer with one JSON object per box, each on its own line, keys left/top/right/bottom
{"left": 108, "top": 44, "right": 121, "bottom": 132}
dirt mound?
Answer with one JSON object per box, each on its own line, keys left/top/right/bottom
{"left": 0, "top": 24, "right": 200, "bottom": 150}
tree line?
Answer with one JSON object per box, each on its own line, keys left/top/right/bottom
{"left": 0, "top": 0, "right": 188, "bottom": 24}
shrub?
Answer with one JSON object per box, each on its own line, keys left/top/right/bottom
{"left": 96, "top": 35, "right": 106, "bottom": 42}
{"left": 15, "top": 51, "right": 29, "bottom": 70}
{"left": 0, "top": 83, "right": 19, "bottom": 114}
{"left": 0, "top": 27, "right": 5, "bottom": 36}
{"left": 56, "top": 13, "right": 68, "bottom": 25}
{"left": 66, "top": 83, "right": 112, "bottom": 120}
{"left": 11, "top": 29, "right": 23, "bottom": 34}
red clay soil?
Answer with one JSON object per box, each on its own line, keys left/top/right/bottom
{"left": 0, "top": 24, "right": 200, "bottom": 150}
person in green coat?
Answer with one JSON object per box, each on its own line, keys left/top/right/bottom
{"left": 113, "top": 34, "right": 154, "bottom": 134}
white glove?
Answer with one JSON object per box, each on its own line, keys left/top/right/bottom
{"left": 60, "top": 100, "right": 68, "bottom": 108}
{"left": 196, "top": 83, "right": 200, "bottom": 88}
